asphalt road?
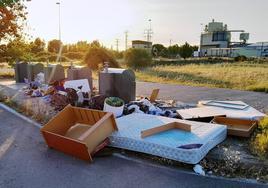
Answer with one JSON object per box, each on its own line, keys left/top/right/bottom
{"left": 0, "top": 105, "right": 267, "bottom": 188}
{"left": 136, "top": 81, "right": 268, "bottom": 112}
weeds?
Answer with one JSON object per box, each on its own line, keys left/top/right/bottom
{"left": 251, "top": 117, "right": 268, "bottom": 158}
{"left": 136, "top": 62, "right": 268, "bottom": 93}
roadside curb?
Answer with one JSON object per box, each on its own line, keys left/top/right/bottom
{"left": 0, "top": 103, "right": 42, "bottom": 129}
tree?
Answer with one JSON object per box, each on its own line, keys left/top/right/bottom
{"left": 179, "top": 42, "right": 194, "bottom": 59}
{"left": 124, "top": 48, "right": 152, "bottom": 69}
{"left": 47, "top": 39, "right": 62, "bottom": 53}
{"left": 30, "top": 38, "right": 45, "bottom": 54}
{"left": 0, "top": 0, "right": 27, "bottom": 42}
{"left": 4, "top": 37, "right": 32, "bottom": 63}
{"left": 84, "top": 41, "right": 119, "bottom": 70}
{"left": 167, "top": 44, "right": 180, "bottom": 58}
{"left": 152, "top": 44, "right": 167, "bottom": 57}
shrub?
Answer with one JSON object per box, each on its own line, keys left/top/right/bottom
{"left": 105, "top": 97, "right": 124, "bottom": 107}
{"left": 234, "top": 55, "right": 247, "bottom": 62}
{"left": 124, "top": 48, "right": 152, "bottom": 69}
{"left": 84, "top": 46, "right": 119, "bottom": 70}
{"left": 251, "top": 117, "right": 268, "bottom": 158}
{"left": 35, "top": 54, "right": 70, "bottom": 62}
{"left": 64, "top": 52, "right": 85, "bottom": 60}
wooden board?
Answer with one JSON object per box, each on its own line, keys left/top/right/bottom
{"left": 141, "top": 122, "right": 191, "bottom": 138}
{"left": 150, "top": 89, "right": 160, "bottom": 102}
{"left": 212, "top": 117, "right": 258, "bottom": 137}
{"left": 177, "top": 106, "right": 226, "bottom": 120}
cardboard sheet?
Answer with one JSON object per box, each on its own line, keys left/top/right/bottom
{"left": 64, "top": 79, "right": 90, "bottom": 92}
{"left": 198, "top": 100, "right": 266, "bottom": 120}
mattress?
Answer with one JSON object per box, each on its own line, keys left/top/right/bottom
{"left": 109, "top": 114, "right": 227, "bottom": 164}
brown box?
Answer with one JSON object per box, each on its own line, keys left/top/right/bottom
{"left": 41, "top": 105, "right": 118, "bottom": 161}
{"left": 212, "top": 117, "right": 258, "bottom": 137}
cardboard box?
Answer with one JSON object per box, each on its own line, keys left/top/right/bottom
{"left": 41, "top": 105, "right": 118, "bottom": 161}
{"left": 211, "top": 117, "right": 258, "bottom": 137}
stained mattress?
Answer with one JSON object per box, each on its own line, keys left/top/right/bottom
{"left": 109, "top": 114, "right": 227, "bottom": 164}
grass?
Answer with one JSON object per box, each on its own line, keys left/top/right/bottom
{"left": 0, "top": 66, "right": 14, "bottom": 79}
{"left": 135, "top": 61, "right": 268, "bottom": 92}
{"left": 251, "top": 117, "right": 268, "bottom": 159}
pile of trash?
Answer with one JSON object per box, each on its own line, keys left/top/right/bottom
{"left": 124, "top": 98, "right": 181, "bottom": 118}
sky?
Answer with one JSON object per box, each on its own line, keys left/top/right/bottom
{"left": 25, "top": 0, "right": 268, "bottom": 50}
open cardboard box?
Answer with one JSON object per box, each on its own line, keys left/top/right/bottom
{"left": 211, "top": 117, "right": 258, "bottom": 137}
{"left": 41, "top": 105, "right": 118, "bottom": 161}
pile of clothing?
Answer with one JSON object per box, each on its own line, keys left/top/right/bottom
{"left": 124, "top": 98, "right": 179, "bottom": 118}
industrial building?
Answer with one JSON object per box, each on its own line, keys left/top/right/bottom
{"left": 199, "top": 19, "right": 268, "bottom": 58}
{"left": 132, "top": 40, "right": 152, "bottom": 52}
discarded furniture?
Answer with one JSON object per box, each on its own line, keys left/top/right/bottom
{"left": 15, "top": 61, "right": 28, "bottom": 83}
{"left": 27, "top": 63, "right": 44, "bottom": 82}
{"left": 198, "top": 100, "right": 266, "bottom": 120}
{"left": 44, "top": 64, "right": 65, "bottom": 83}
{"left": 176, "top": 106, "right": 226, "bottom": 122}
{"left": 99, "top": 68, "right": 136, "bottom": 103}
{"left": 109, "top": 113, "right": 227, "bottom": 164}
{"left": 149, "top": 89, "right": 160, "bottom": 102}
{"left": 41, "top": 105, "right": 118, "bottom": 161}
{"left": 67, "top": 66, "right": 93, "bottom": 90}
{"left": 141, "top": 122, "right": 191, "bottom": 138}
{"left": 212, "top": 117, "right": 258, "bottom": 137}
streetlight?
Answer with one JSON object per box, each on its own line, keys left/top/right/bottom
{"left": 56, "top": 2, "right": 61, "bottom": 64}
{"left": 56, "top": 2, "right": 61, "bottom": 41}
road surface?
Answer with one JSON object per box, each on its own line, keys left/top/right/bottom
{"left": 0, "top": 105, "right": 266, "bottom": 188}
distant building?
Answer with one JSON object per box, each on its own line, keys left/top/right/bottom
{"left": 132, "top": 40, "right": 152, "bottom": 52}
{"left": 200, "top": 20, "right": 231, "bottom": 56}
{"left": 198, "top": 19, "right": 268, "bottom": 58}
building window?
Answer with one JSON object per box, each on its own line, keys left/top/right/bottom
{"left": 212, "top": 32, "right": 227, "bottom": 41}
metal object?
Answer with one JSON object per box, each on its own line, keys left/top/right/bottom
{"left": 99, "top": 68, "right": 136, "bottom": 103}
{"left": 27, "top": 63, "right": 44, "bottom": 82}
{"left": 15, "top": 62, "right": 28, "bottom": 83}
{"left": 44, "top": 64, "right": 65, "bottom": 83}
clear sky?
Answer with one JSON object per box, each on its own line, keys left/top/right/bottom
{"left": 25, "top": 0, "right": 268, "bottom": 50}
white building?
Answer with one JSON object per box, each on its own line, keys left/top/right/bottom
{"left": 200, "top": 20, "right": 231, "bottom": 57}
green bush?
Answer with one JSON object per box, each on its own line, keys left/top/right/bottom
{"left": 84, "top": 46, "right": 119, "bottom": 70}
{"left": 105, "top": 97, "right": 124, "bottom": 107}
{"left": 124, "top": 48, "right": 152, "bottom": 69}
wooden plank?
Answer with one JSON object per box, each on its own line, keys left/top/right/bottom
{"left": 41, "top": 131, "right": 92, "bottom": 161}
{"left": 41, "top": 105, "right": 75, "bottom": 135}
{"left": 177, "top": 106, "right": 226, "bottom": 120}
{"left": 150, "top": 89, "right": 160, "bottom": 102}
{"left": 92, "top": 111, "right": 100, "bottom": 122}
{"left": 141, "top": 122, "right": 191, "bottom": 138}
{"left": 212, "top": 117, "right": 258, "bottom": 137}
{"left": 78, "top": 113, "right": 118, "bottom": 152}
{"left": 85, "top": 110, "right": 96, "bottom": 125}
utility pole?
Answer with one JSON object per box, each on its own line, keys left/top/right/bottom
{"left": 115, "top": 39, "right": 119, "bottom": 52}
{"left": 144, "top": 19, "right": 153, "bottom": 49}
{"left": 169, "top": 39, "right": 172, "bottom": 47}
{"left": 125, "top": 31, "right": 128, "bottom": 51}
